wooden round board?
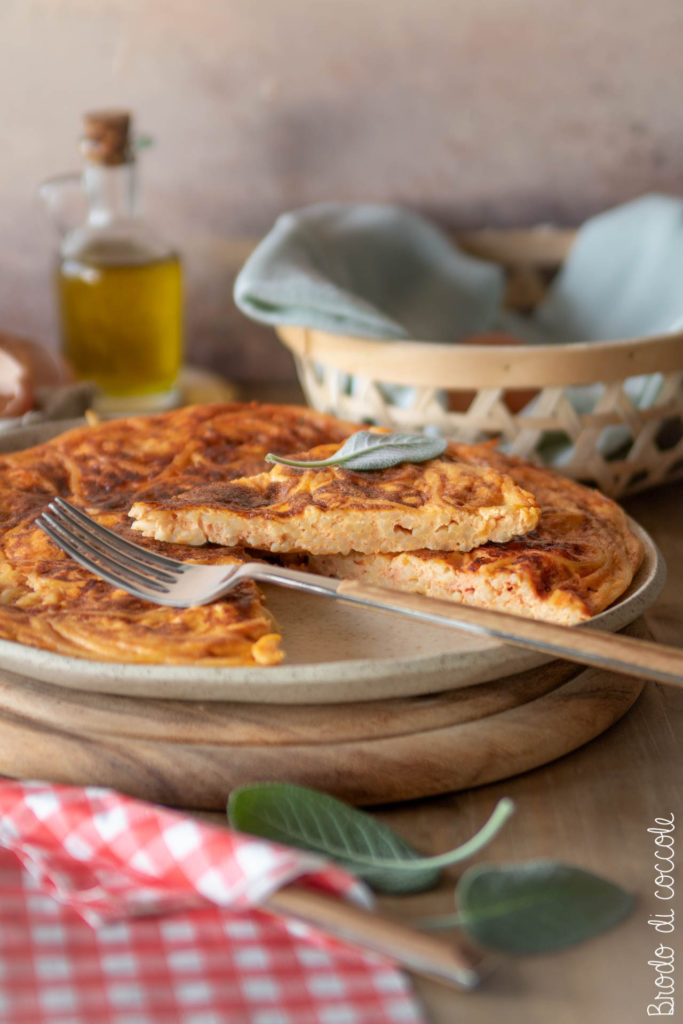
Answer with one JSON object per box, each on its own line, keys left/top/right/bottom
{"left": 0, "top": 620, "right": 648, "bottom": 808}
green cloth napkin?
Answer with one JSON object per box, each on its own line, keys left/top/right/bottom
{"left": 535, "top": 193, "right": 683, "bottom": 341}
{"left": 236, "top": 194, "right": 683, "bottom": 345}
{"left": 234, "top": 202, "right": 505, "bottom": 341}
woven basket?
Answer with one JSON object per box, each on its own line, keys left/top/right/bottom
{"left": 275, "top": 227, "right": 683, "bottom": 498}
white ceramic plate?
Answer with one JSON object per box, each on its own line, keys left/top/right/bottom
{"left": 0, "top": 421, "right": 666, "bottom": 704}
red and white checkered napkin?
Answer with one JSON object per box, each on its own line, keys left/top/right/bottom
{"left": 0, "top": 781, "right": 427, "bottom": 1024}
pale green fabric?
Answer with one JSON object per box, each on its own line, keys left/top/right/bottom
{"left": 235, "top": 194, "right": 683, "bottom": 344}
{"left": 535, "top": 193, "right": 683, "bottom": 341}
{"left": 234, "top": 202, "right": 504, "bottom": 341}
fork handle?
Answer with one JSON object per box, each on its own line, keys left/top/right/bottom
{"left": 335, "top": 580, "right": 683, "bottom": 688}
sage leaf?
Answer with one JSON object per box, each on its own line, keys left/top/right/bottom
{"left": 227, "top": 782, "right": 514, "bottom": 894}
{"left": 265, "top": 430, "right": 447, "bottom": 472}
{"left": 456, "top": 860, "right": 635, "bottom": 954}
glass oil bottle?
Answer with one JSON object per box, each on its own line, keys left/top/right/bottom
{"left": 53, "top": 110, "right": 183, "bottom": 414}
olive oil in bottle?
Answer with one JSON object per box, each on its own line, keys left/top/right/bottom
{"left": 56, "top": 110, "right": 183, "bottom": 414}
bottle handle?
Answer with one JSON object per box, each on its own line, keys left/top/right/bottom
{"left": 38, "top": 172, "right": 86, "bottom": 238}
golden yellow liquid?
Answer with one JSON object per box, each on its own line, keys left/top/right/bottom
{"left": 58, "top": 253, "right": 183, "bottom": 400}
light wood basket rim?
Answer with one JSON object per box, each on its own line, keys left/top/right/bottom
{"left": 276, "top": 325, "right": 683, "bottom": 389}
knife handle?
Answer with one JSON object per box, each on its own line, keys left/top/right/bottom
{"left": 265, "top": 883, "right": 482, "bottom": 991}
{"left": 337, "top": 579, "right": 683, "bottom": 688}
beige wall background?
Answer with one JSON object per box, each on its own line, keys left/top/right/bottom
{"left": 1, "top": 0, "right": 681, "bottom": 381}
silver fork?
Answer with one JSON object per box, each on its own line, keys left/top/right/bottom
{"left": 36, "top": 497, "right": 683, "bottom": 688}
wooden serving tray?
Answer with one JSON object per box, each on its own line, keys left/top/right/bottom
{"left": 0, "top": 620, "right": 648, "bottom": 808}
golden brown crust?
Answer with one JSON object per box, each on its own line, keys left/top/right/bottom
{"left": 304, "top": 442, "right": 644, "bottom": 625}
{"left": 129, "top": 441, "right": 540, "bottom": 554}
{"left": 0, "top": 403, "right": 355, "bottom": 665}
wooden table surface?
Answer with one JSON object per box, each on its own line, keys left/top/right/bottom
{"left": 6, "top": 377, "right": 681, "bottom": 1021}
{"left": 233, "top": 381, "right": 682, "bottom": 1021}
{"left": 368, "top": 480, "right": 683, "bottom": 1023}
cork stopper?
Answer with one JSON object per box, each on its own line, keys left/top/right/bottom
{"left": 81, "top": 110, "right": 133, "bottom": 166}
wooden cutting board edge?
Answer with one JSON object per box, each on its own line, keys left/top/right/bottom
{"left": 0, "top": 653, "right": 646, "bottom": 808}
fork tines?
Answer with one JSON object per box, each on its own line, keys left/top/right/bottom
{"left": 37, "top": 497, "right": 184, "bottom": 595}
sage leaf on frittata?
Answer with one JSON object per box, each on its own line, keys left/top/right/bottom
{"left": 265, "top": 430, "right": 447, "bottom": 472}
